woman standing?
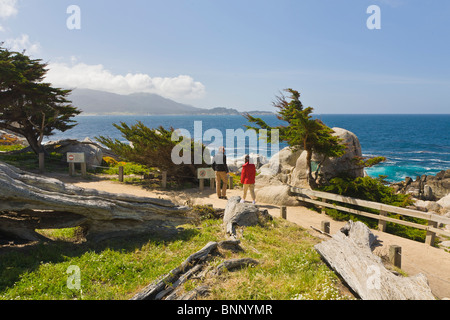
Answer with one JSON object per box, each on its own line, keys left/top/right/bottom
{"left": 240, "top": 155, "right": 256, "bottom": 204}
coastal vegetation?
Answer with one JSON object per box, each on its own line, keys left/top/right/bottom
{"left": 318, "top": 176, "right": 434, "bottom": 244}
{"left": 95, "top": 121, "right": 208, "bottom": 183}
{"left": 0, "top": 209, "right": 352, "bottom": 300}
{"left": 0, "top": 46, "right": 81, "bottom": 155}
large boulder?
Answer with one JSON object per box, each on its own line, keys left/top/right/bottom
{"left": 291, "top": 127, "right": 364, "bottom": 187}
{"left": 437, "top": 193, "right": 450, "bottom": 214}
{"left": 425, "top": 170, "right": 450, "bottom": 200}
{"left": 47, "top": 138, "right": 104, "bottom": 169}
{"left": 258, "top": 146, "right": 303, "bottom": 177}
{"left": 256, "top": 184, "right": 299, "bottom": 207}
{"left": 0, "top": 129, "right": 29, "bottom": 146}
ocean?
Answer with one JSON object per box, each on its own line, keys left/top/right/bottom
{"left": 45, "top": 114, "right": 450, "bottom": 183}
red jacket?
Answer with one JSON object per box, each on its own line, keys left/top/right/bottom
{"left": 240, "top": 162, "right": 256, "bottom": 185}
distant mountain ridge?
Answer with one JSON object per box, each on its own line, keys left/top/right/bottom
{"left": 68, "top": 89, "right": 272, "bottom": 115}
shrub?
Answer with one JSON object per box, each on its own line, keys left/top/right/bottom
{"left": 318, "top": 176, "right": 430, "bottom": 242}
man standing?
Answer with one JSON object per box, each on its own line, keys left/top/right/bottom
{"left": 212, "top": 146, "right": 229, "bottom": 199}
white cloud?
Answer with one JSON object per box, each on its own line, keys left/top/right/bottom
{"left": 4, "top": 34, "right": 41, "bottom": 55}
{"left": 0, "top": 0, "right": 18, "bottom": 18}
{"left": 45, "top": 62, "right": 206, "bottom": 101}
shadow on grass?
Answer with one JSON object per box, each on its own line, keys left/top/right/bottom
{"left": 0, "top": 226, "right": 201, "bottom": 293}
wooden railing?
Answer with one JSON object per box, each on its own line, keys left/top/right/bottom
{"left": 289, "top": 186, "right": 450, "bottom": 246}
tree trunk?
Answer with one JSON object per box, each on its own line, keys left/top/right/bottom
{"left": 305, "top": 149, "right": 318, "bottom": 189}
{"left": 0, "top": 161, "right": 190, "bottom": 242}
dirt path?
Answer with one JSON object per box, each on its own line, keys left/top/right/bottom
{"left": 70, "top": 178, "right": 450, "bottom": 299}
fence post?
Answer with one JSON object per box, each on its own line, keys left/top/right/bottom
{"left": 228, "top": 176, "right": 233, "bottom": 189}
{"left": 321, "top": 221, "right": 330, "bottom": 234}
{"left": 69, "top": 163, "right": 75, "bottom": 176}
{"left": 425, "top": 220, "right": 437, "bottom": 246}
{"left": 378, "top": 210, "right": 387, "bottom": 232}
{"left": 199, "top": 179, "right": 204, "bottom": 192}
{"left": 161, "top": 171, "right": 167, "bottom": 188}
{"left": 389, "top": 245, "right": 402, "bottom": 268}
{"left": 281, "top": 206, "right": 287, "bottom": 220}
{"left": 81, "top": 162, "right": 87, "bottom": 178}
{"left": 118, "top": 166, "right": 124, "bottom": 182}
{"left": 39, "top": 153, "right": 45, "bottom": 173}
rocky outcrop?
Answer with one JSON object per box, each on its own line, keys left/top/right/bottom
{"left": 0, "top": 129, "right": 29, "bottom": 146}
{"left": 45, "top": 138, "right": 104, "bottom": 169}
{"left": 256, "top": 184, "right": 300, "bottom": 207}
{"left": 258, "top": 146, "right": 303, "bottom": 177}
{"left": 254, "top": 128, "right": 365, "bottom": 206}
{"left": 291, "top": 128, "right": 364, "bottom": 187}
{"left": 391, "top": 170, "right": 450, "bottom": 201}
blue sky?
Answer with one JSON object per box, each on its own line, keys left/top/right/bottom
{"left": 1, "top": 0, "right": 450, "bottom": 113}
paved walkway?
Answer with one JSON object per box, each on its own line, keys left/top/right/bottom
{"left": 72, "top": 179, "right": 450, "bottom": 299}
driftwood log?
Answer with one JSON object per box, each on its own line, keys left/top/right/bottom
{"left": 131, "top": 240, "right": 258, "bottom": 300}
{"left": 0, "top": 161, "right": 190, "bottom": 242}
{"left": 315, "top": 220, "right": 436, "bottom": 300}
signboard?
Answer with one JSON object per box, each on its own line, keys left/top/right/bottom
{"left": 67, "top": 152, "right": 85, "bottom": 163}
{"left": 197, "top": 168, "right": 215, "bottom": 179}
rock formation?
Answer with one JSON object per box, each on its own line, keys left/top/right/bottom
{"left": 291, "top": 127, "right": 364, "bottom": 187}
{"left": 254, "top": 128, "right": 364, "bottom": 206}
{"left": 391, "top": 170, "right": 450, "bottom": 201}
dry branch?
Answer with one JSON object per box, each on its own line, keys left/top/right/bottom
{"left": 130, "top": 240, "right": 259, "bottom": 301}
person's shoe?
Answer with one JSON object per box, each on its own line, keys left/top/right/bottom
{"left": 240, "top": 199, "right": 245, "bottom": 203}
{"left": 222, "top": 196, "right": 228, "bottom": 200}
{"left": 252, "top": 200, "right": 256, "bottom": 205}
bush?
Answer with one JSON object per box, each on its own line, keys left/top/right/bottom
{"left": 0, "top": 133, "right": 20, "bottom": 146}
{"left": 99, "top": 158, "right": 151, "bottom": 176}
{"left": 96, "top": 121, "right": 209, "bottom": 183}
{"left": 318, "top": 176, "right": 430, "bottom": 243}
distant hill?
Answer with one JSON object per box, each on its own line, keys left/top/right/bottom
{"left": 68, "top": 89, "right": 273, "bottom": 115}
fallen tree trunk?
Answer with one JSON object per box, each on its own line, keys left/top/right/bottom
{"left": 130, "top": 241, "right": 219, "bottom": 300}
{"left": 0, "top": 161, "right": 190, "bottom": 242}
{"left": 131, "top": 240, "right": 257, "bottom": 300}
{"left": 314, "top": 220, "right": 436, "bottom": 300}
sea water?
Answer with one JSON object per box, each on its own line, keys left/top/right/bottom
{"left": 45, "top": 114, "right": 450, "bottom": 183}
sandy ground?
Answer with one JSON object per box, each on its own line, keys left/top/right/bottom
{"left": 62, "top": 175, "right": 450, "bottom": 299}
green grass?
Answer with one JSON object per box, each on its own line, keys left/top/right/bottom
{"left": 0, "top": 149, "right": 66, "bottom": 172}
{"left": 0, "top": 217, "right": 353, "bottom": 300}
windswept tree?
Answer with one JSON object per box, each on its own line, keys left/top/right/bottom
{"left": 0, "top": 46, "right": 81, "bottom": 154}
{"left": 96, "top": 121, "right": 209, "bottom": 182}
{"left": 245, "top": 89, "right": 346, "bottom": 188}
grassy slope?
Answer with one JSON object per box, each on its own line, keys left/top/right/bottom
{"left": 0, "top": 217, "right": 353, "bottom": 300}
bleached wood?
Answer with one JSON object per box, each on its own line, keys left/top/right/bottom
{"left": 0, "top": 161, "right": 190, "bottom": 241}
{"left": 314, "top": 221, "right": 436, "bottom": 300}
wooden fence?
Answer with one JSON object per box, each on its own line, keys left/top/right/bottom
{"left": 289, "top": 186, "right": 450, "bottom": 246}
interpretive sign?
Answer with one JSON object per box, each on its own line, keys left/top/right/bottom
{"left": 67, "top": 153, "right": 85, "bottom": 163}
{"left": 197, "top": 168, "right": 215, "bottom": 180}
